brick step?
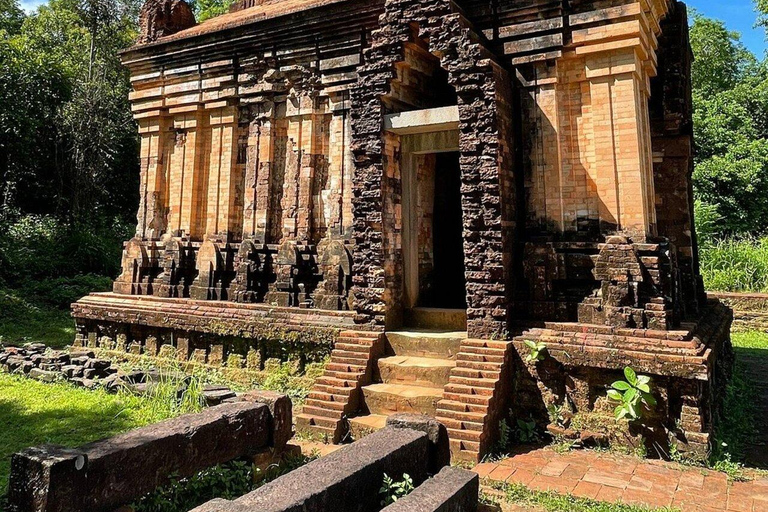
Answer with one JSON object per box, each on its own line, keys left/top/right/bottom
{"left": 439, "top": 417, "right": 485, "bottom": 432}
{"left": 386, "top": 330, "right": 465, "bottom": 359}
{"left": 325, "top": 362, "right": 366, "bottom": 373}
{"left": 301, "top": 405, "right": 344, "bottom": 418}
{"left": 456, "top": 352, "right": 505, "bottom": 364}
{"left": 303, "top": 399, "right": 347, "bottom": 412}
{"left": 348, "top": 414, "right": 388, "bottom": 440}
{"left": 460, "top": 345, "right": 507, "bottom": 356}
{"left": 295, "top": 413, "right": 339, "bottom": 430}
{"left": 436, "top": 399, "right": 490, "bottom": 414}
{"left": 449, "top": 439, "right": 480, "bottom": 460}
{"left": 308, "top": 390, "right": 351, "bottom": 403}
{"left": 377, "top": 355, "right": 455, "bottom": 388}
{"left": 455, "top": 359, "right": 503, "bottom": 371}
{"left": 335, "top": 342, "right": 373, "bottom": 353}
{"left": 435, "top": 407, "right": 487, "bottom": 422}
{"left": 331, "top": 349, "right": 370, "bottom": 360}
{"left": 316, "top": 376, "right": 357, "bottom": 388}
{"left": 462, "top": 339, "right": 512, "bottom": 350}
{"left": 323, "top": 370, "right": 365, "bottom": 381}
{"left": 330, "top": 355, "right": 368, "bottom": 365}
{"left": 362, "top": 382, "right": 444, "bottom": 416}
{"left": 312, "top": 384, "right": 356, "bottom": 396}
{"left": 441, "top": 391, "right": 493, "bottom": 406}
{"left": 444, "top": 383, "right": 495, "bottom": 397}
{"left": 447, "top": 427, "right": 484, "bottom": 442}
{"left": 448, "top": 376, "right": 498, "bottom": 389}
{"left": 450, "top": 367, "right": 502, "bottom": 380}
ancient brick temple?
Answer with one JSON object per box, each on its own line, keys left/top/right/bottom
{"left": 73, "top": 0, "right": 732, "bottom": 461}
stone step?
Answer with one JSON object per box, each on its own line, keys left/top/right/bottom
{"left": 448, "top": 376, "right": 498, "bottom": 389}
{"left": 447, "top": 427, "right": 484, "bottom": 442}
{"left": 335, "top": 343, "right": 373, "bottom": 354}
{"left": 332, "top": 349, "right": 370, "bottom": 360}
{"left": 303, "top": 399, "right": 346, "bottom": 412}
{"left": 435, "top": 406, "right": 487, "bottom": 422}
{"left": 436, "top": 399, "right": 489, "bottom": 414}
{"left": 325, "top": 362, "right": 366, "bottom": 373}
{"left": 442, "top": 390, "right": 494, "bottom": 405}
{"left": 455, "top": 359, "right": 502, "bottom": 371}
{"left": 386, "top": 330, "right": 465, "bottom": 358}
{"left": 312, "top": 384, "right": 356, "bottom": 396}
{"left": 404, "top": 307, "right": 467, "bottom": 331}
{"left": 362, "top": 383, "right": 444, "bottom": 416}
{"left": 301, "top": 405, "right": 343, "bottom": 418}
{"left": 295, "top": 413, "right": 339, "bottom": 430}
{"left": 450, "top": 439, "right": 481, "bottom": 458}
{"left": 440, "top": 417, "right": 485, "bottom": 432}
{"left": 330, "top": 354, "right": 368, "bottom": 365}
{"left": 348, "top": 414, "right": 388, "bottom": 440}
{"left": 444, "top": 383, "right": 495, "bottom": 397}
{"left": 456, "top": 352, "right": 505, "bottom": 364}
{"left": 377, "top": 355, "right": 455, "bottom": 387}
{"left": 451, "top": 367, "right": 502, "bottom": 380}
{"left": 316, "top": 376, "right": 356, "bottom": 388}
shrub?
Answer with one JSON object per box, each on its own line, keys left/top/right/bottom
{"left": 699, "top": 237, "right": 768, "bottom": 293}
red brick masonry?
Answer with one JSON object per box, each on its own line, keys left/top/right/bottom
{"left": 475, "top": 448, "right": 768, "bottom": 512}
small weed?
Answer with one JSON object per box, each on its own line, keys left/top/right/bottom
{"left": 379, "top": 473, "right": 414, "bottom": 506}
{"left": 607, "top": 367, "right": 656, "bottom": 421}
{"left": 524, "top": 340, "right": 547, "bottom": 362}
{"left": 515, "top": 418, "right": 540, "bottom": 444}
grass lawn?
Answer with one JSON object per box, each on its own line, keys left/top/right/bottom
{"left": 0, "top": 288, "right": 75, "bottom": 349}
{"left": 0, "top": 373, "right": 202, "bottom": 507}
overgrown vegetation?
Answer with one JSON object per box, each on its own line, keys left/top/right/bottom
{"left": 607, "top": 367, "right": 656, "bottom": 421}
{"left": 699, "top": 236, "right": 768, "bottom": 293}
{"left": 482, "top": 480, "right": 678, "bottom": 512}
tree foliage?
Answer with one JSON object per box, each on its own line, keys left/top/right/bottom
{"left": 190, "top": 0, "right": 238, "bottom": 22}
{"left": 690, "top": 11, "right": 768, "bottom": 236}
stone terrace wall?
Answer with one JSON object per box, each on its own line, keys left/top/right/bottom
{"left": 710, "top": 292, "right": 768, "bottom": 332}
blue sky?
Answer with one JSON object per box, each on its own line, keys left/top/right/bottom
{"left": 16, "top": 0, "right": 768, "bottom": 55}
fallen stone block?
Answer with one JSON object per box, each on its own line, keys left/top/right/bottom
{"left": 84, "top": 358, "right": 111, "bottom": 370}
{"left": 386, "top": 414, "right": 450, "bottom": 473}
{"left": 42, "top": 351, "right": 70, "bottom": 365}
{"left": 7, "top": 401, "right": 279, "bottom": 512}
{"left": 192, "top": 427, "right": 433, "bottom": 512}
{"left": 69, "top": 349, "right": 95, "bottom": 359}
{"left": 23, "top": 342, "right": 46, "bottom": 354}
{"left": 203, "top": 388, "right": 237, "bottom": 407}
{"left": 69, "top": 356, "right": 89, "bottom": 366}
{"left": 380, "top": 466, "right": 479, "bottom": 512}
{"left": 29, "top": 368, "right": 59, "bottom": 383}
{"left": 242, "top": 390, "right": 293, "bottom": 452}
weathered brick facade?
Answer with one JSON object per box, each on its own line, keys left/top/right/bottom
{"left": 72, "top": 0, "right": 732, "bottom": 460}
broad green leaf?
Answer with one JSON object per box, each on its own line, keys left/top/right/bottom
{"left": 624, "top": 367, "right": 638, "bottom": 386}
{"left": 612, "top": 381, "right": 631, "bottom": 391}
{"left": 637, "top": 375, "right": 651, "bottom": 385}
{"left": 524, "top": 340, "right": 537, "bottom": 349}
{"left": 607, "top": 389, "right": 623, "bottom": 401}
{"left": 637, "top": 383, "right": 651, "bottom": 393}
{"left": 628, "top": 401, "right": 638, "bottom": 419}
{"left": 624, "top": 387, "right": 638, "bottom": 404}
{"left": 643, "top": 393, "right": 657, "bottom": 407}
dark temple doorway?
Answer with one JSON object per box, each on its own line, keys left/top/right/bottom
{"left": 419, "top": 151, "right": 467, "bottom": 309}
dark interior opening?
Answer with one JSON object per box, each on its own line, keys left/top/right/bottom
{"left": 420, "top": 151, "right": 467, "bottom": 309}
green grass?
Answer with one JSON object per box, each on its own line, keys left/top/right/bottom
{"left": 700, "top": 237, "right": 768, "bottom": 293}
{"left": 0, "top": 288, "right": 75, "bottom": 349}
{"left": 708, "top": 331, "right": 768, "bottom": 476}
{"left": 483, "top": 480, "right": 678, "bottom": 512}
{"left": 0, "top": 372, "right": 203, "bottom": 505}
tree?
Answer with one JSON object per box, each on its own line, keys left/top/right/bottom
{"left": 191, "top": 0, "right": 238, "bottom": 22}
{"left": 0, "top": 0, "right": 24, "bottom": 34}
{"left": 689, "top": 13, "right": 755, "bottom": 98}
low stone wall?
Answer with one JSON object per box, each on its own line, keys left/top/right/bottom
{"left": 710, "top": 292, "right": 768, "bottom": 332}
{"left": 0, "top": 343, "right": 242, "bottom": 405}
{"left": 192, "top": 415, "right": 477, "bottom": 512}
{"left": 7, "top": 394, "right": 291, "bottom": 512}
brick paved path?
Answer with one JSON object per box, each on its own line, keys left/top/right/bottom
{"left": 474, "top": 448, "right": 768, "bottom": 512}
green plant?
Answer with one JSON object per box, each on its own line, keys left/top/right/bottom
{"left": 132, "top": 460, "right": 254, "bottom": 512}
{"left": 379, "top": 473, "right": 414, "bottom": 506}
{"left": 515, "top": 418, "right": 540, "bottom": 444}
{"left": 607, "top": 367, "right": 656, "bottom": 421}
{"left": 524, "top": 340, "right": 547, "bottom": 362}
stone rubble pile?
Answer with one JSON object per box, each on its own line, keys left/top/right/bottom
{"left": 0, "top": 343, "right": 237, "bottom": 405}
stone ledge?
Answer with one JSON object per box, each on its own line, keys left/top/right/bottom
{"left": 7, "top": 401, "right": 281, "bottom": 512}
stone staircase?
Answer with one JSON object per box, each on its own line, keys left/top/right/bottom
{"left": 295, "top": 330, "right": 384, "bottom": 443}
{"left": 348, "top": 329, "right": 465, "bottom": 438}
{"left": 297, "top": 309, "right": 516, "bottom": 461}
